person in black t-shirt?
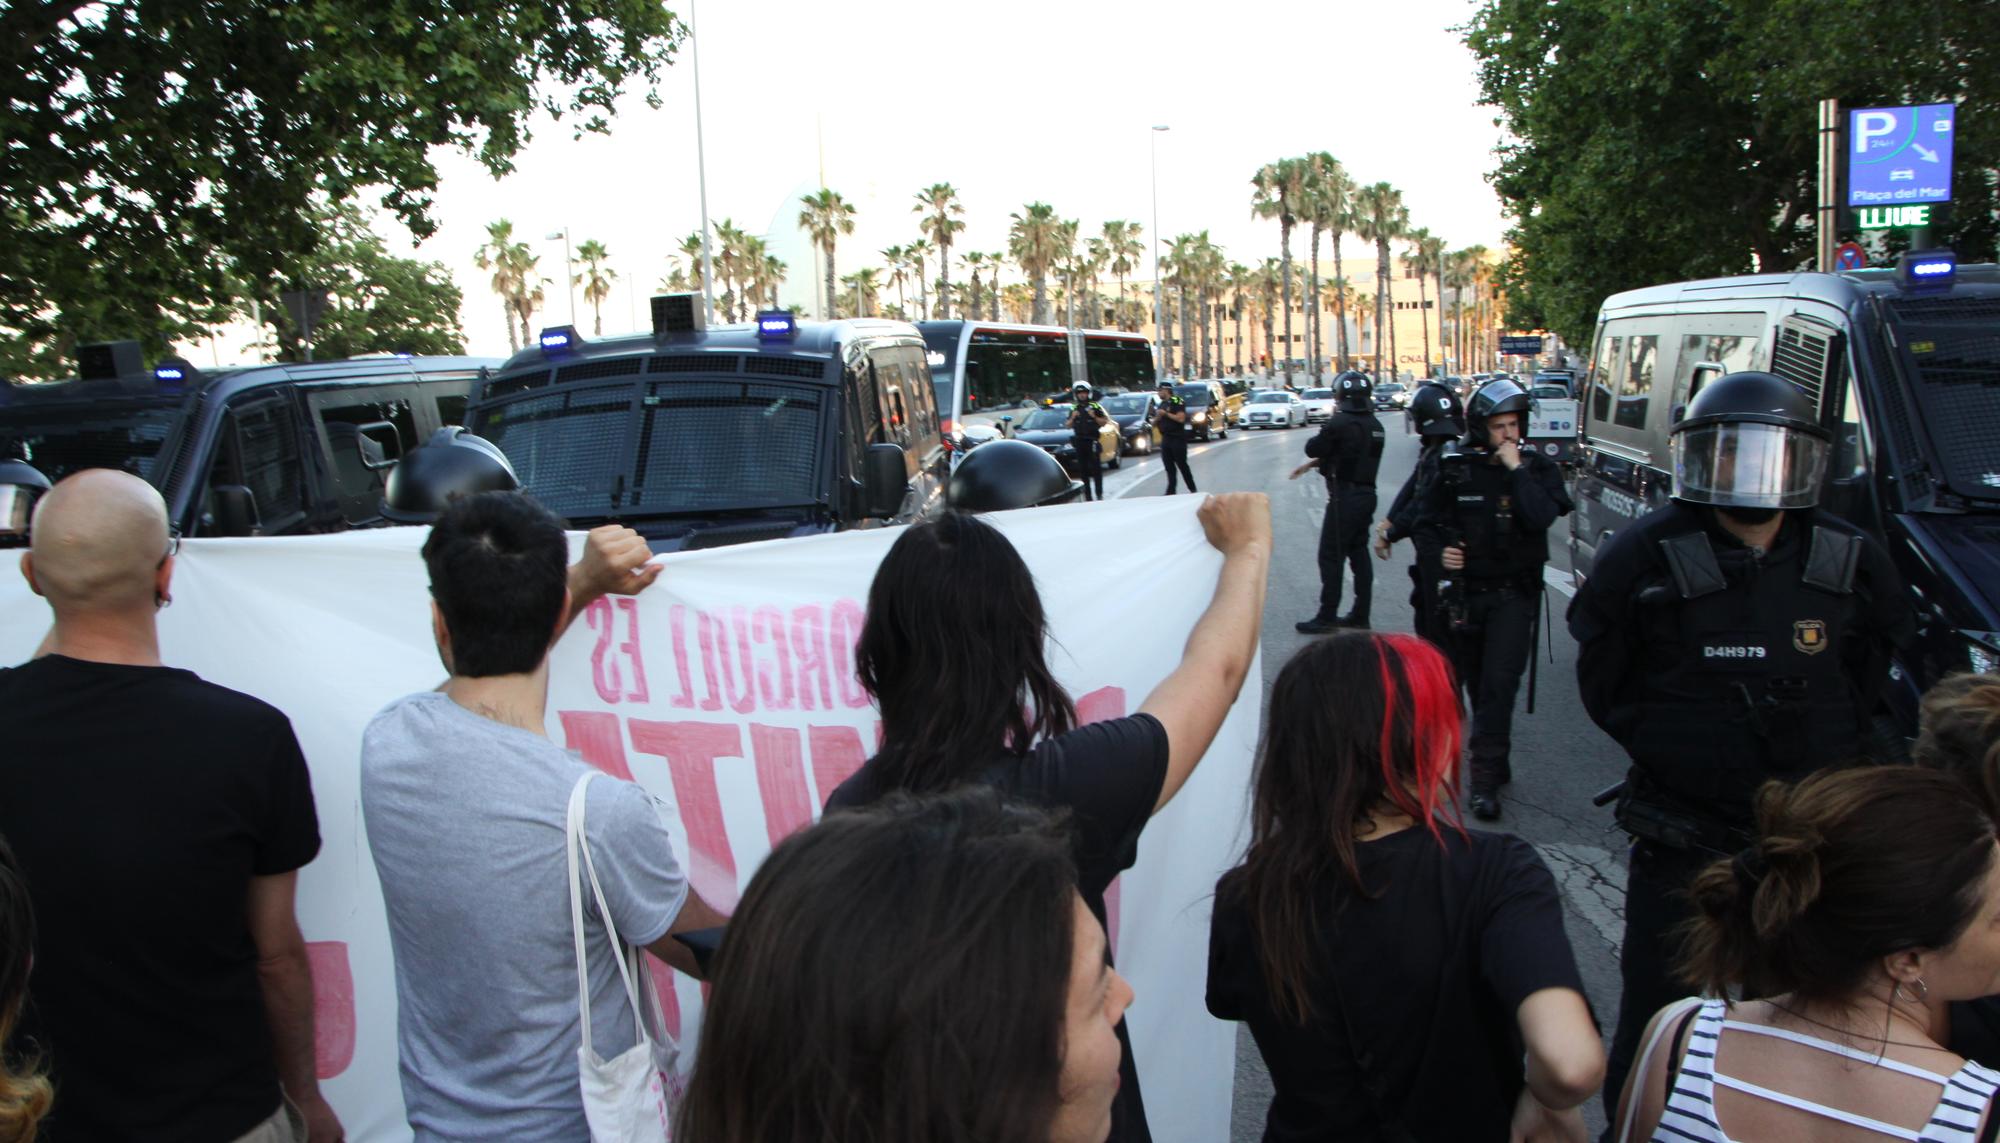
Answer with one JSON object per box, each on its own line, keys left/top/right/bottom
{"left": 0, "top": 837, "right": 51, "bottom": 1143}
{"left": 0, "top": 470, "right": 338, "bottom": 1143}
{"left": 1154, "top": 382, "right": 1197, "bottom": 495}
{"left": 1067, "top": 382, "right": 1111, "bottom": 501}
{"left": 1207, "top": 631, "right": 1602, "bottom": 1143}
{"left": 826, "top": 495, "right": 1272, "bottom": 1142}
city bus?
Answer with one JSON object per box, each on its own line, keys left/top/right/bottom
{"left": 916, "top": 321, "right": 1156, "bottom": 444}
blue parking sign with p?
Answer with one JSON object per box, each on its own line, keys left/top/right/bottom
{"left": 1848, "top": 103, "right": 1955, "bottom": 207}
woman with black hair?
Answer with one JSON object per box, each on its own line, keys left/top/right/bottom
{"left": 825, "top": 493, "right": 1271, "bottom": 1141}
{"left": 0, "top": 838, "right": 51, "bottom": 1143}
{"left": 678, "top": 787, "right": 1131, "bottom": 1143}
{"left": 1208, "top": 632, "right": 1602, "bottom": 1142}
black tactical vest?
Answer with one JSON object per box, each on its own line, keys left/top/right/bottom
{"left": 1446, "top": 455, "right": 1548, "bottom": 586}
{"left": 1329, "top": 411, "right": 1385, "bottom": 487}
{"left": 1626, "top": 518, "right": 1870, "bottom": 820}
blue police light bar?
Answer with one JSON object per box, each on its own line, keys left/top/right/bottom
{"left": 151, "top": 357, "right": 198, "bottom": 393}
{"left": 755, "top": 310, "right": 798, "bottom": 341}
{"left": 1898, "top": 249, "right": 1956, "bottom": 291}
{"left": 537, "top": 325, "right": 581, "bottom": 356}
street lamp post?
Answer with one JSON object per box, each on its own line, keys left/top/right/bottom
{"left": 546, "top": 228, "right": 577, "bottom": 326}
{"left": 1150, "top": 125, "right": 1168, "bottom": 378}
{"left": 690, "top": 0, "right": 717, "bottom": 324}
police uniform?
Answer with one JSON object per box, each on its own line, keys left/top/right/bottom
{"left": 1155, "top": 391, "right": 1196, "bottom": 495}
{"left": 1382, "top": 382, "right": 1465, "bottom": 642}
{"left": 1298, "top": 375, "right": 1385, "bottom": 632}
{"left": 1565, "top": 371, "right": 1914, "bottom": 1123}
{"left": 1068, "top": 396, "right": 1108, "bottom": 500}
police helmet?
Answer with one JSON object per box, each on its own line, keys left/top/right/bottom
{"left": 380, "top": 427, "right": 520, "bottom": 524}
{"left": 1465, "top": 377, "right": 1533, "bottom": 447}
{"left": 1408, "top": 382, "right": 1465, "bottom": 439}
{"left": 0, "top": 458, "right": 52, "bottom": 541}
{"left": 1334, "top": 370, "right": 1373, "bottom": 412}
{"left": 1669, "top": 371, "right": 1829, "bottom": 510}
{"left": 947, "top": 439, "right": 1085, "bottom": 512}
{"left": 1070, "top": 381, "right": 1093, "bottom": 398}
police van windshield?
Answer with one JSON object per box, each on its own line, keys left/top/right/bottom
{"left": 0, "top": 402, "right": 183, "bottom": 485}
{"left": 471, "top": 364, "right": 830, "bottom": 523}
{"left": 1173, "top": 384, "right": 1215, "bottom": 407}
{"left": 1879, "top": 299, "right": 2000, "bottom": 505}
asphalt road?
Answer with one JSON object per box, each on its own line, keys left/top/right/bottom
{"left": 1099, "top": 418, "right": 1631, "bottom": 1142}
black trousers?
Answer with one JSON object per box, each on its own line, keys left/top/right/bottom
{"left": 1160, "top": 441, "right": 1195, "bottom": 494}
{"left": 1315, "top": 485, "right": 1376, "bottom": 621}
{"left": 1442, "top": 584, "right": 1537, "bottom": 785}
{"left": 1076, "top": 442, "right": 1104, "bottom": 500}
{"left": 1601, "top": 841, "right": 1711, "bottom": 1133}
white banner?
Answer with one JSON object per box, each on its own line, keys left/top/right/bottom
{"left": 0, "top": 496, "right": 1256, "bottom": 1143}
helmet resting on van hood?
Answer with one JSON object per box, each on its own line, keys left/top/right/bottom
{"left": 381, "top": 427, "right": 520, "bottom": 524}
{"left": 948, "top": 439, "right": 1084, "bottom": 512}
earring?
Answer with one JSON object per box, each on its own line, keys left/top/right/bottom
{"left": 1895, "top": 979, "right": 1931, "bottom": 1005}
{"left": 155, "top": 591, "right": 171, "bottom": 610}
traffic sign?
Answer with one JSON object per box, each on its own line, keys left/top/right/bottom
{"left": 1848, "top": 103, "right": 1955, "bottom": 208}
{"left": 1499, "top": 335, "right": 1544, "bottom": 356}
{"left": 1834, "top": 242, "right": 1867, "bottom": 271}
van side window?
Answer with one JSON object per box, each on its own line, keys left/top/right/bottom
{"left": 1615, "top": 336, "right": 1657, "bottom": 430}
{"left": 897, "top": 345, "right": 939, "bottom": 440}
{"left": 1591, "top": 336, "right": 1624, "bottom": 424}
{"left": 315, "top": 395, "right": 417, "bottom": 525}
{"left": 436, "top": 394, "right": 468, "bottom": 428}
{"left": 207, "top": 395, "right": 307, "bottom": 535}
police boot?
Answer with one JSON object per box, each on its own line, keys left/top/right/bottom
{"left": 1295, "top": 615, "right": 1341, "bottom": 635}
{"left": 1337, "top": 612, "right": 1371, "bottom": 629}
{"left": 1469, "top": 757, "right": 1505, "bottom": 821}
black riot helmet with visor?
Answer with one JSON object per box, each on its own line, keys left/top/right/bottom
{"left": 0, "top": 457, "right": 52, "bottom": 543}
{"left": 1669, "top": 371, "right": 1829, "bottom": 510}
{"left": 1409, "top": 382, "right": 1465, "bottom": 439}
{"left": 1334, "top": 370, "right": 1373, "bottom": 413}
{"left": 380, "top": 427, "right": 521, "bottom": 524}
{"left": 947, "top": 439, "right": 1085, "bottom": 512}
{"left": 1465, "top": 377, "right": 1532, "bottom": 448}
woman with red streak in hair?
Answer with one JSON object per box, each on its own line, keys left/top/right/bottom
{"left": 1207, "top": 633, "right": 1604, "bottom": 1143}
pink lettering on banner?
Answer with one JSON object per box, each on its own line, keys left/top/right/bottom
{"left": 807, "top": 725, "right": 868, "bottom": 803}
{"left": 307, "top": 941, "right": 355, "bottom": 1079}
{"left": 752, "top": 605, "right": 795, "bottom": 710}
{"left": 558, "top": 711, "right": 637, "bottom": 782}
{"left": 749, "top": 724, "right": 814, "bottom": 845}
{"left": 629, "top": 720, "right": 744, "bottom": 911}
{"left": 790, "top": 605, "right": 831, "bottom": 711}
{"left": 828, "top": 599, "right": 869, "bottom": 709}
{"left": 668, "top": 605, "right": 697, "bottom": 710}
{"left": 616, "top": 598, "right": 651, "bottom": 703}
{"left": 587, "top": 599, "right": 622, "bottom": 703}
{"left": 717, "top": 608, "right": 757, "bottom": 715}
{"left": 695, "top": 614, "right": 725, "bottom": 713}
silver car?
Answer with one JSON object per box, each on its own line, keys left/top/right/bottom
{"left": 1242, "top": 389, "right": 1306, "bottom": 429}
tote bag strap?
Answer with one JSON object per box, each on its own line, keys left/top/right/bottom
{"left": 567, "top": 771, "right": 649, "bottom": 1060}
{"left": 1616, "top": 995, "right": 1706, "bottom": 1143}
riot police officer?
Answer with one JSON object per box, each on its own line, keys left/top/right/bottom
{"left": 1292, "top": 370, "right": 1384, "bottom": 634}
{"left": 1411, "top": 377, "right": 1571, "bottom": 819}
{"left": 1373, "top": 381, "right": 1466, "bottom": 641}
{"left": 1567, "top": 371, "right": 1912, "bottom": 1123}
{"left": 1066, "top": 381, "right": 1110, "bottom": 501}
{"left": 1154, "top": 381, "right": 1197, "bottom": 495}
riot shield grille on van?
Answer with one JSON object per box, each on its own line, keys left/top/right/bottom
{"left": 1884, "top": 297, "right": 2000, "bottom": 502}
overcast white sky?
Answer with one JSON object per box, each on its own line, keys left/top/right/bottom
{"left": 367, "top": 0, "right": 1510, "bottom": 355}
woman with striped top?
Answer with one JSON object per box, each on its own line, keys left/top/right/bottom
{"left": 1616, "top": 766, "right": 2000, "bottom": 1143}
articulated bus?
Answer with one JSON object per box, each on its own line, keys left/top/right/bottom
{"left": 916, "top": 321, "right": 1156, "bottom": 444}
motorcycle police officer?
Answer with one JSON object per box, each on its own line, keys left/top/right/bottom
{"left": 1066, "top": 381, "right": 1110, "bottom": 501}
{"left": 1292, "top": 370, "right": 1384, "bottom": 634}
{"left": 1373, "top": 381, "right": 1466, "bottom": 640}
{"left": 1154, "top": 381, "right": 1197, "bottom": 495}
{"left": 1568, "top": 371, "right": 1912, "bottom": 1122}
{"left": 1411, "top": 377, "right": 1571, "bottom": 819}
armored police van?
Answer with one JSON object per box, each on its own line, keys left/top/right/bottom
{"left": 0, "top": 341, "right": 497, "bottom": 542}
{"left": 1571, "top": 257, "right": 2000, "bottom": 726}
{"left": 463, "top": 298, "right": 947, "bottom": 550}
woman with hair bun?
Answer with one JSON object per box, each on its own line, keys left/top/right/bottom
{"left": 1912, "top": 672, "right": 2000, "bottom": 1072}
{"left": 1617, "top": 766, "right": 2000, "bottom": 1143}
{"left": 1, "top": 838, "right": 51, "bottom": 1143}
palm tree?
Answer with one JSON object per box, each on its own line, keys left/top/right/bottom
{"left": 1192, "top": 233, "right": 1225, "bottom": 377}
{"left": 474, "top": 220, "right": 528, "bottom": 352}
{"left": 761, "top": 253, "right": 786, "bottom": 308}
{"left": 1251, "top": 157, "right": 1308, "bottom": 383}
{"left": 987, "top": 253, "right": 1007, "bottom": 321}
{"left": 1301, "top": 153, "right": 1352, "bottom": 378}
{"left": 573, "top": 239, "right": 617, "bottom": 335}
{"left": 1253, "top": 258, "right": 1282, "bottom": 377}
{"left": 510, "top": 253, "right": 548, "bottom": 348}
{"left": 1321, "top": 277, "right": 1352, "bottom": 367}
{"left": 1403, "top": 228, "right": 1446, "bottom": 375}
{"left": 914, "top": 183, "right": 966, "bottom": 318}
{"left": 1352, "top": 288, "right": 1375, "bottom": 365}
{"left": 882, "top": 245, "right": 910, "bottom": 316}
{"left": 1353, "top": 182, "right": 1407, "bottom": 380}
{"left": 960, "top": 252, "right": 986, "bottom": 322}
{"left": 1001, "top": 282, "right": 1034, "bottom": 323}
{"left": 798, "top": 188, "right": 856, "bottom": 319}
{"left": 1008, "top": 203, "right": 1062, "bottom": 326}
{"left": 840, "top": 268, "right": 881, "bottom": 317}
{"left": 1226, "top": 262, "right": 1254, "bottom": 376}
{"left": 1423, "top": 232, "right": 1448, "bottom": 375}
{"left": 903, "top": 239, "right": 932, "bottom": 319}
{"left": 1098, "top": 220, "right": 1143, "bottom": 332}
{"left": 675, "top": 232, "right": 708, "bottom": 295}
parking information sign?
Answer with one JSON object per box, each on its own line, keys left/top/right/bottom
{"left": 1500, "top": 335, "right": 1545, "bottom": 356}
{"left": 1849, "top": 103, "right": 1955, "bottom": 207}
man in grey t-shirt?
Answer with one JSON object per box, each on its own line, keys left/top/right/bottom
{"left": 362, "top": 492, "right": 725, "bottom": 1141}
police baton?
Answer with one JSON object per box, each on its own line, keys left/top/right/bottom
{"left": 1526, "top": 582, "right": 1545, "bottom": 714}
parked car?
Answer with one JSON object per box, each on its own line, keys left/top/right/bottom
{"left": 1241, "top": 389, "right": 1307, "bottom": 429}
{"left": 1532, "top": 370, "right": 1576, "bottom": 397}
{"left": 1007, "top": 404, "right": 1121, "bottom": 472}
{"left": 1299, "top": 387, "right": 1337, "bottom": 423}
{"left": 1100, "top": 392, "right": 1161, "bottom": 455}
{"left": 1171, "top": 381, "right": 1233, "bottom": 440}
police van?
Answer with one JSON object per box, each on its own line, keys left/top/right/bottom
{"left": 1571, "top": 256, "right": 2000, "bottom": 725}
{"left": 463, "top": 298, "right": 947, "bottom": 550}
{"left": 0, "top": 341, "right": 497, "bottom": 542}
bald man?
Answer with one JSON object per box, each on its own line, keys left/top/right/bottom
{"left": 0, "top": 470, "right": 342, "bottom": 1143}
